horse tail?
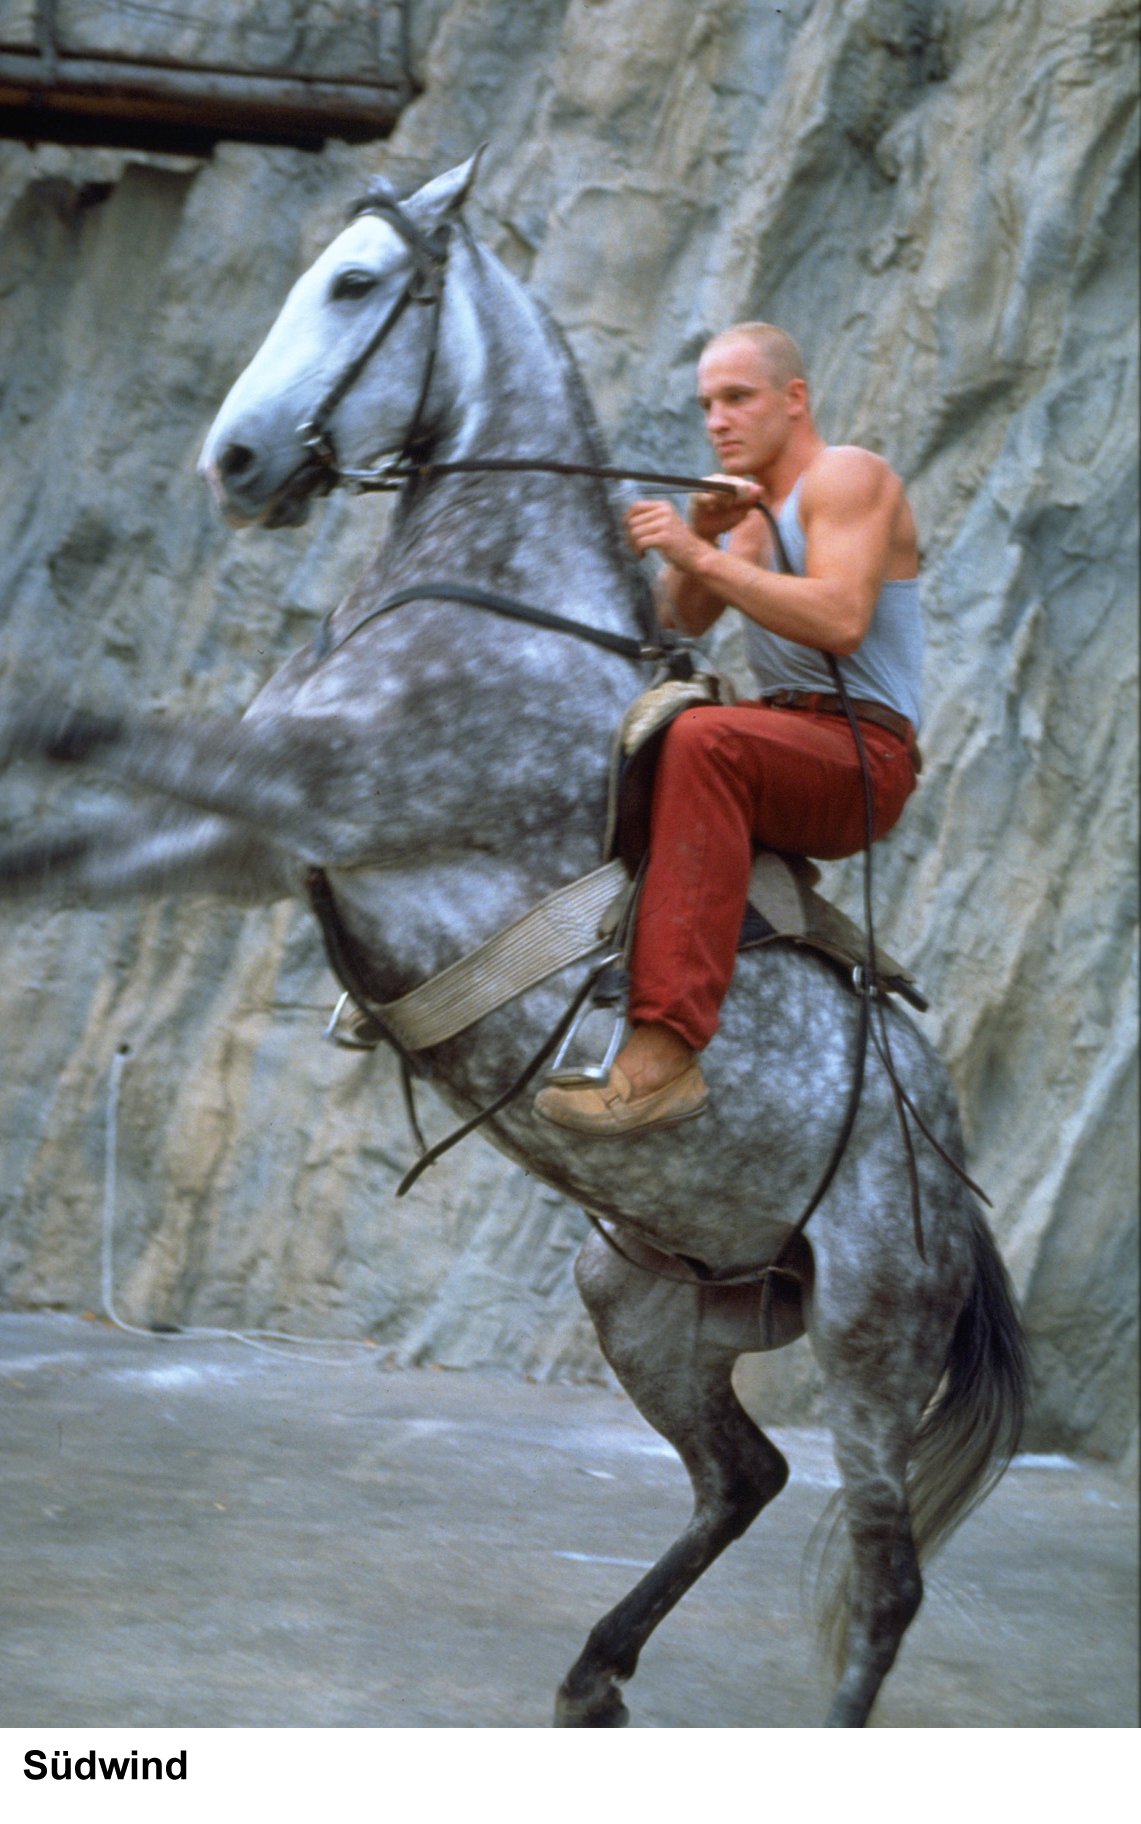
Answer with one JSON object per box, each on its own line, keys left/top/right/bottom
{"left": 812, "top": 1205, "right": 1029, "bottom": 1668}
{"left": 905, "top": 1204, "right": 1029, "bottom": 1558}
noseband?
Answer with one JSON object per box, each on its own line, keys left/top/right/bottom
{"left": 297, "top": 186, "right": 453, "bottom": 478}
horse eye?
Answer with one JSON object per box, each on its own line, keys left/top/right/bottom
{"left": 330, "top": 270, "right": 377, "bottom": 303}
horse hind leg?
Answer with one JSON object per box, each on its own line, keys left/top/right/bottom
{"left": 555, "top": 1226, "right": 797, "bottom": 1728}
{"left": 818, "top": 1418, "right": 925, "bottom": 1727}
{"left": 818, "top": 1205, "right": 1028, "bottom": 1726}
{"left": 811, "top": 1303, "right": 952, "bottom": 1726}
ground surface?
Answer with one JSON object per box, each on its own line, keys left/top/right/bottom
{"left": 0, "top": 1312, "right": 1135, "bottom": 1730}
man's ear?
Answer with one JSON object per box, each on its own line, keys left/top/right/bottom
{"left": 786, "top": 377, "right": 809, "bottom": 417}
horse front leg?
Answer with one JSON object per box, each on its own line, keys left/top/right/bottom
{"left": 555, "top": 1226, "right": 798, "bottom": 1728}
{"left": 0, "top": 701, "right": 373, "bottom": 865}
{"left": 0, "top": 805, "right": 295, "bottom": 909}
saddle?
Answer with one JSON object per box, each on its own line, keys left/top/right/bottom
{"left": 316, "top": 662, "right": 926, "bottom": 1065}
{"left": 605, "top": 664, "right": 927, "bottom": 1011}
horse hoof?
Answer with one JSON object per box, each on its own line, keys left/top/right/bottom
{"left": 554, "top": 1682, "right": 630, "bottom": 1728}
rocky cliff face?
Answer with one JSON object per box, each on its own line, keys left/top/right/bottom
{"left": 0, "top": 0, "right": 1136, "bottom": 1457}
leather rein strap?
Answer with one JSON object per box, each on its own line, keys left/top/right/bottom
{"left": 333, "top": 454, "right": 780, "bottom": 497}
{"left": 313, "top": 580, "right": 672, "bottom": 665}
{"left": 663, "top": 508, "right": 881, "bottom": 1294}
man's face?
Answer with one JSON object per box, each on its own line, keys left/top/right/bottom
{"left": 696, "top": 337, "right": 796, "bottom": 477}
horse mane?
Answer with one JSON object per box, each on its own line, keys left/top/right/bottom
{"left": 346, "top": 181, "right": 656, "bottom": 638}
{"left": 386, "top": 191, "right": 658, "bottom": 644}
{"left": 522, "top": 286, "right": 658, "bottom": 642}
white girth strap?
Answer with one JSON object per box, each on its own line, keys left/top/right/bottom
{"left": 376, "top": 858, "right": 631, "bottom": 1052}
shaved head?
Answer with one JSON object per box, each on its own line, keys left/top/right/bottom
{"left": 701, "top": 322, "right": 806, "bottom": 389}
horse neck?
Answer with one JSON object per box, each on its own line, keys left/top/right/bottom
{"left": 318, "top": 234, "right": 653, "bottom": 969}
{"left": 388, "top": 235, "right": 653, "bottom": 641}
{"left": 434, "top": 235, "right": 602, "bottom": 463}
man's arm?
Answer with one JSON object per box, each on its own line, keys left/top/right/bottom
{"left": 627, "top": 481, "right": 768, "bottom": 636}
{"left": 660, "top": 509, "right": 774, "bottom": 634}
{"left": 630, "top": 450, "right": 911, "bottom": 656}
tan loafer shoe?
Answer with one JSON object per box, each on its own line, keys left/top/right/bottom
{"left": 533, "top": 1062, "right": 708, "bottom": 1137}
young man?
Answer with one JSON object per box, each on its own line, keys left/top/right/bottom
{"left": 534, "top": 321, "right": 923, "bottom": 1137}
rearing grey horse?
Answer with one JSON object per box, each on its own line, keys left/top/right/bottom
{"left": 0, "top": 155, "right": 1026, "bottom": 1727}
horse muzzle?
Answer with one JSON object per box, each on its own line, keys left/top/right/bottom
{"left": 199, "top": 439, "right": 335, "bottom": 529}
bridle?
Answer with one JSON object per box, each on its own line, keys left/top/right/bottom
{"left": 297, "top": 185, "right": 454, "bottom": 483}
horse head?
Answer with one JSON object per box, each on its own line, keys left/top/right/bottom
{"left": 199, "top": 153, "right": 484, "bottom": 529}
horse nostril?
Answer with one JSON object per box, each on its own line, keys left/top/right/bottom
{"left": 219, "top": 442, "right": 257, "bottom": 482}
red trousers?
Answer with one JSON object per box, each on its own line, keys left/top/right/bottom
{"left": 628, "top": 702, "right": 918, "bottom": 1051}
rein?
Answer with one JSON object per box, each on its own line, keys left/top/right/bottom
{"left": 332, "top": 454, "right": 771, "bottom": 498}
{"left": 314, "top": 579, "right": 675, "bottom": 665}
{"left": 655, "top": 509, "right": 881, "bottom": 1295}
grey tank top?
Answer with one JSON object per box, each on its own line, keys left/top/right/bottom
{"left": 743, "top": 470, "right": 924, "bottom": 729}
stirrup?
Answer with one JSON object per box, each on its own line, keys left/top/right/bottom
{"left": 543, "top": 957, "right": 628, "bottom": 1087}
{"left": 323, "top": 989, "right": 384, "bottom": 1051}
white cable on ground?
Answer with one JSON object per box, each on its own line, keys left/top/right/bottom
{"left": 102, "top": 1042, "right": 378, "bottom": 1366}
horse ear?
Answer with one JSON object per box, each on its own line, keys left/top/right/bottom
{"left": 408, "top": 146, "right": 487, "bottom": 223}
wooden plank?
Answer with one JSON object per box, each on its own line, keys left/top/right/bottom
{"left": 0, "top": 50, "right": 406, "bottom": 147}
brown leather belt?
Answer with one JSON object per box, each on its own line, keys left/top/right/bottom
{"left": 760, "top": 689, "right": 922, "bottom": 773}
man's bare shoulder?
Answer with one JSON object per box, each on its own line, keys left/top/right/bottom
{"left": 800, "top": 445, "right": 902, "bottom": 515}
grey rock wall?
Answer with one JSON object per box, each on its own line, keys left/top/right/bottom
{"left": 53, "top": 1, "right": 401, "bottom": 74}
{"left": 0, "top": 0, "right": 1136, "bottom": 1458}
